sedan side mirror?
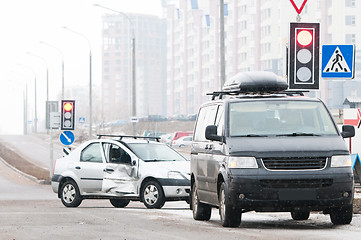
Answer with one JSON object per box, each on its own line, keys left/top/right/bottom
{"left": 205, "top": 125, "right": 223, "bottom": 142}
{"left": 341, "top": 125, "right": 355, "bottom": 138}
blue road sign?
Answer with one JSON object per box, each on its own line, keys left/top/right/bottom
{"left": 79, "top": 117, "right": 85, "bottom": 124}
{"left": 60, "top": 131, "right": 75, "bottom": 146}
{"left": 321, "top": 45, "right": 355, "bottom": 79}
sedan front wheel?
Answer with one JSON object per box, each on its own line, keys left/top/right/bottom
{"left": 141, "top": 180, "right": 166, "bottom": 209}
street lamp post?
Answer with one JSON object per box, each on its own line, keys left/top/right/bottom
{"left": 40, "top": 41, "right": 65, "bottom": 100}
{"left": 10, "top": 71, "right": 28, "bottom": 135}
{"left": 62, "top": 26, "right": 93, "bottom": 139}
{"left": 94, "top": 4, "right": 137, "bottom": 134}
{"left": 26, "top": 52, "right": 49, "bottom": 102}
{"left": 17, "top": 64, "right": 38, "bottom": 133}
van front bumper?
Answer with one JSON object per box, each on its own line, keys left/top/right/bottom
{"left": 227, "top": 172, "right": 354, "bottom": 212}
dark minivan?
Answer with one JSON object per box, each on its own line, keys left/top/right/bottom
{"left": 190, "top": 71, "right": 355, "bottom": 227}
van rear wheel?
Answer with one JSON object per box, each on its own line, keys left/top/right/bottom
{"left": 219, "top": 182, "right": 241, "bottom": 227}
{"left": 110, "top": 199, "right": 130, "bottom": 208}
{"left": 291, "top": 210, "right": 310, "bottom": 220}
{"left": 191, "top": 183, "right": 211, "bottom": 220}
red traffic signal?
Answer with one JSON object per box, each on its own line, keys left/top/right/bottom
{"left": 288, "top": 22, "right": 320, "bottom": 90}
{"left": 61, "top": 100, "right": 75, "bottom": 130}
{"left": 296, "top": 30, "right": 313, "bottom": 46}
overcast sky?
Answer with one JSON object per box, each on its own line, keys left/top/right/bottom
{"left": 0, "top": 0, "right": 162, "bottom": 134}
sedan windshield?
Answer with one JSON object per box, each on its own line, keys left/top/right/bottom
{"left": 229, "top": 100, "right": 338, "bottom": 137}
{"left": 127, "top": 143, "right": 187, "bottom": 162}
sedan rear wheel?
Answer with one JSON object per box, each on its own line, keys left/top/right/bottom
{"left": 60, "top": 180, "right": 82, "bottom": 208}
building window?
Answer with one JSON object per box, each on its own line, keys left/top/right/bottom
{"left": 345, "top": 16, "right": 356, "bottom": 25}
{"left": 241, "top": 52, "right": 247, "bottom": 61}
{"left": 345, "top": 34, "right": 356, "bottom": 44}
{"left": 346, "top": 0, "right": 356, "bottom": 7}
{"left": 241, "top": 21, "right": 247, "bottom": 30}
{"left": 328, "top": 15, "right": 332, "bottom": 25}
{"left": 261, "top": 25, "right": 271, "bottom": 37}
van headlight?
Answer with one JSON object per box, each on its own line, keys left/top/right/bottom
{"left": 228, "top": 157, "right": 258, "bottom": 169}
{"left": 331, "top": 155, "right": 352, "bottom": 168}
{"left": 168, "top": 171, "right": 184, "bottom": 179}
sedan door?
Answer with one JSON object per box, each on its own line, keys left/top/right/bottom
{"left": 101, "top": 142, "right": 139, "bottom": 195}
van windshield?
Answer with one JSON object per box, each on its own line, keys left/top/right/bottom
{"left": 127, "top": 143, "right": 187, "bottom": 162}
{"left": 229, "top": 100, "right": 338, "bottom": 137}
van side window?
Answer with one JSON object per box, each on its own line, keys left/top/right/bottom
{"left": 194, "top": 105, "right": 218, "bottom": 141}
{"left": 215, "top": 105, "right": 224, "bottom": 136}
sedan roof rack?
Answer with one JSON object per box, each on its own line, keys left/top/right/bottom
{"left": 97, "top": 134, "right": 160, "bottom": 142}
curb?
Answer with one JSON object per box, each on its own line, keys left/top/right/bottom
{"left": 0, "top": 156, "right": 49, "bottom": 185}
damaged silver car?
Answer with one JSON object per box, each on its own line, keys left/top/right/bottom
{"left": 51, "top": 135, "right": 190, "bottom": 209}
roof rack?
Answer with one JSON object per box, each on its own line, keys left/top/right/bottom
{"left": 97, "top": 134, "right": 160, "bottom": 142}
{"left": 207, "top": 90, "right": 308, "bottom": 100}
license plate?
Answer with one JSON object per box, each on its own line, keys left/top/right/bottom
{"left": 278, "top": 190, "right": 316, "bottom": 200}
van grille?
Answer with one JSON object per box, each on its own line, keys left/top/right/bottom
{"left": 260, "top": 179, "right": 333, "bottom": 188}
{"left": 261, "top": 157, "right": 327, "bottom": 170}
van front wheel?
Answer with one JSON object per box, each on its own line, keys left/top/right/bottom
{"left": 219, "top": 182, "right": 241, "bottom": 227}
{"left": 330, "top": 205, "right": 353, "bottom": 225}
{"left": 191, "top": 183, "right": 211, "bottom": 220}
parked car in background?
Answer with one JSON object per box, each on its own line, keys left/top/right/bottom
{"left": 52, "top": 135, "right": 190, "bottom": 209}
{"left": 160, "top": 133, "right": 172, "bottom": 145}
{"left": 172, "top": 135, "right": 193, "bottom": 148}
{"left": 171, "top": 131, "right": 193, "bottom": 146}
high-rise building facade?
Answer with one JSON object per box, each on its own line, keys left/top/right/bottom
{"left": 165, "top": 0, "right": 361, "bottom": 115}
{"left": 101, "top": 13, "right": 167, "bottom": 123}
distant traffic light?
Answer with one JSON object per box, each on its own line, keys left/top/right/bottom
{"left": 61, "top": 100, "right": 75, "bottom": 130}
{"left": 289, "top": 22, "right": 320, "bottom": 90}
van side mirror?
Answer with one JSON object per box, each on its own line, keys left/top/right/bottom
{"left": 205, "top": 125, "right": 223, "bottom": 142}
{"left": 341, "top": 125, "right": 355, "bottom": 138}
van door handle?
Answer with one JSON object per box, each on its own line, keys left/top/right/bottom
{"left": 205, "top": 145, "right": 213, "bottom": 150}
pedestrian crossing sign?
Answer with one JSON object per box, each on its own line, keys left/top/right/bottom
{"left": 321, "top": 45, "right": 355, "bottom": 79}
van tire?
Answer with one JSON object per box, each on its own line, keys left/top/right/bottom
{"left": 219, "top": 182, "right": 241, "bottom": 227}
{"left": 191, "top": 183, "right": 211, "bottom": 220}
{"left": 330, "top": 205, "right": 353, "bottom": 225}
{"left": 291, "top": 210, "right": 310, "bottom": 220}
{"left": 141, "top": 180, "right": 166, "bottom": 209}
{"left": 109, "top": 199, "right": 130, "bottom": 208}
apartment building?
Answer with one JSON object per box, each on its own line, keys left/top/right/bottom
{"left": 165, "top": 0, "right": 361, "bottom": 116}
{"left": 101, "top": 13, "right": 167, "bottom": 123}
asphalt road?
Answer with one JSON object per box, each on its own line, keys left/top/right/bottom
{"left": 1, "top": 134, "right": 361, "bottom": 239}
{"left": 1, "top": 159, "right": 361, "bottom": 240}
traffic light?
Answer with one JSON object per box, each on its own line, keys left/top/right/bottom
{"left": 289, "top": 22, "right": 320, "bottom": 90}
{"left": 61, "top": 100, "right": 75, "bottom": 130}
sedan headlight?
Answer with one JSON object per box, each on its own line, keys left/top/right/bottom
{"left": 331, "top": 155, "right": 352, "bottom": 168}
{"left": 228, "top": 157, "right": 258, "bottom": 169}
{"left": 168, "top": 171, "right": 184, "bottom": 179}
